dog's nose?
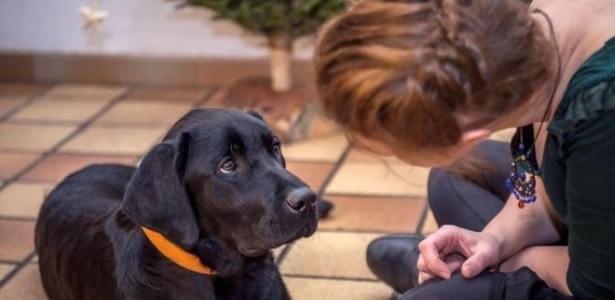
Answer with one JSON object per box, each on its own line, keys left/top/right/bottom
{"left": 285, "top": 187, "right": 316, "bottom": 212}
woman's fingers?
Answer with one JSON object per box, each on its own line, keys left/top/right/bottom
{"left": 417, "top": 225, "right": 494, "bottom": 282}
{"left": 415, "top": 225, "right": 503, "bottom": 283}
{"left": 417, "top": 251, "right": 466, "bottom": 285}
{"left": 418, "top": 271, "right": 435, "bottom": 285}
{"left": 418, "top": 240, "right": 452, "bottom": 279}
{"left": 460, "top": 233, "right": 500, "bottom": 278}
{"left": 416, "top": 255, "right": 454, "bottom": 284}
{"left": 460, "top": 254, "right": 483, "bottom": 278}
{"left": 444, "top": 253, "right": 465, "bottom": 271}
{"left": 416, "top": 253, "right": 427, "bottom": 272}
{"left": 417, "top": 226, "right": 464, "bottom": 279}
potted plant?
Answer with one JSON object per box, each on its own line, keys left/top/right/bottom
{"left": 183, "top": 0, "right": 348, "bottom": 143}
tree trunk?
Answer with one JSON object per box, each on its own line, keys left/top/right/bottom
{"left": 269, "top": 33, "right": 293, "bottom": 93}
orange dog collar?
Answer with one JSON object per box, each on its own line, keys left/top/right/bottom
{"left": 141, "top": 227, "right": 215, "bottom": 275}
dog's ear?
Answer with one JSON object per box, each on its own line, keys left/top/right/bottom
{"left": 247, "top": 110, "right": 264, "bottom": 121}
{"left": 122, "top": 132, "right": 199, "bottom": 249}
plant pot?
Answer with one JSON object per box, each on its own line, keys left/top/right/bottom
{"left": 222, "top": 76, "right": 340, "bottom": 144}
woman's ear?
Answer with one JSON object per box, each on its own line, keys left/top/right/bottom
{"left": 460, "top": 129, "right": 492, "bottom": 147}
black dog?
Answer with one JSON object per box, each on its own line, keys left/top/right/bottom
{"left": 35, "top": 109, "right": 318, "bottom": 300}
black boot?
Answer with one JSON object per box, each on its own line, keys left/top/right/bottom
{"left": 366, "top": 234, "right": 423, "bottom": 295}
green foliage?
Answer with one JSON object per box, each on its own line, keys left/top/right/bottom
{"left": 185, "top": 0, "right": 347, "bottom": 40}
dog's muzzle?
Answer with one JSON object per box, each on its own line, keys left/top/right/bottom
{"left": 285, "top": 187, "right": 317, "bottom": 213}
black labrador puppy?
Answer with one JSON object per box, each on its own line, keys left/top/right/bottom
{"left": 35, "top": 108, "right": 318, "bottom": 300}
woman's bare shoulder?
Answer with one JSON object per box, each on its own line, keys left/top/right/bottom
{"left": 533, "top": 0, "right": 615, "bottom": 68}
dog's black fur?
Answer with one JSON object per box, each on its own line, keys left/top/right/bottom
{"left": 35, "top": 109, "right": 318, "bottom": 300}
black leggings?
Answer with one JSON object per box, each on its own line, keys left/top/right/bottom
{"left": 427, "top": 140, "right": 511, "bottom": 232}
{"left": 401, "top": 140, "right": 573, "bottom": 300}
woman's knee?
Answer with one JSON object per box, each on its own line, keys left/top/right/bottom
{"left": 427, "top": 167, "right": 457, "bottom": 208}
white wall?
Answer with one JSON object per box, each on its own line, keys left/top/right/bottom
{"left": 0, "top": 0, "right": 315, "bottom": 59}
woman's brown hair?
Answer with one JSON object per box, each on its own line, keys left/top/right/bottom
{"left": 314, "top": 0, "right": 554, "bottom": 154}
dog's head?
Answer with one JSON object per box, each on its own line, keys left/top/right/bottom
{"left": 121, "top": 108, "right": 318, "bottom": 259}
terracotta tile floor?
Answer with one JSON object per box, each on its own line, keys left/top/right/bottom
{"left": 0, "top": 82, "right": 435, "bottom": 300}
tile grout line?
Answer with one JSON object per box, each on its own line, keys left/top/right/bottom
{"left": 0, "top": 85, "right": 136, "bottom": 194}
{"left": 0, "top": 252, "right": 36, "bottom": 290}
{"left": 315, "top": 145, "right": 352, "bottom": 200}
{"left": 0, "top": 85, "right": 55, "bottom": 123}
{"left": 312, "top": 228, "right": 416, "bottom": 235}
{"left": 415, "top": 204, "right": 431, "bottom": 236}
{"left": 323, "top": 192, "right": 427, "bottom": 199}
{"left": 0, "top": 259, "right": 22, "bottom": 265}
{"left": 281, "top": 273, "right": 380, "bottom": 283}
{"left": 0, "top": 215, "right": 37, "bottom": 222}
{"left": 4, "top": 119, "right": 171, "bottom": 128}
{"left": 273, "top": 243, "right": 293, "bottom": 266}
{"left": 192, "top": 86, "right": 220, "bottom": 108}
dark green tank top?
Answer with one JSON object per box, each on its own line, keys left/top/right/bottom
{"left": 541, "top": 36, "right": 615, "bottom": 299}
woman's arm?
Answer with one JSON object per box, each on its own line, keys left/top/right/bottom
{"left": 417, "top": 175, "right": 565, "bottom": 282}
{"left": 489, "top": 177, "right": 570, "bottom": 294}
{"left": 499, "top": 245, "right": 571, "bottom": 295}
{"left": 483, "top": 177, "right": 561, "bottom": 260}
{"left": 482, "top": 175, "right": 563, "bottom": 262}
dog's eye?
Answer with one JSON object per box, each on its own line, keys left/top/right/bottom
{"left": 220, "top": 160, "right": 236, "bottom": 173}
{"left": 272, "top": 136, "right": 282, "bottom": 157}
{"left": 230, "top": 142, "right": 240, "bottom": 153}
{"left": 273, "top": 143, "right": 282, "bottom": 156}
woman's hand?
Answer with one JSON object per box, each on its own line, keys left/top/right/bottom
{"left": 416, "top": 225, "right": 502, "bottom": 284}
